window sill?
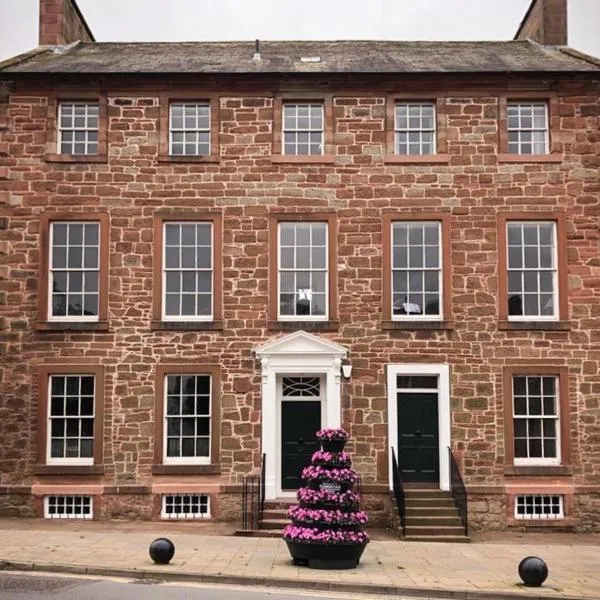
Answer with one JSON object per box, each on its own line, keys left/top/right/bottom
{"left": 383, "top": 154, "right": 449, "bottom": 165}
{"left": 382, "top": 320, "right": 454, "bottom": 331}
{"left": 498, "top": 320, "right": 570, "bottom": 331}
{"left": 507, "top": 518, "right": 575, "bottom": 528}
{"left": 504, "top": 465, "right": 573, "bottom": 477}
{"left": 45, "top": 153, "right": 108, "bottom": 164}
{"left": 157, "top": 155, "right": 220, "bottom": 164}
{"left": 152, "top": 464, "right": 221, "bottom": 475}
{"left": 271, "top": 154, "right": 335, "bottom": 165}
{"left": 268, "top": 320, "right": 340, "bottom": 332}
{"left": 34, "top": 464, "right": 105, "bottom": 476}
{"left": 151, "top": 320, "right": 224, "bottom": 331}
{"left": 103, "top": 485, "right": 152, "bottom": 494}
{"left": 498, "top": 153, "right": 563, "bottom": 164}
{"left": 35, "top": 321, "right": 109, "bottom": 332}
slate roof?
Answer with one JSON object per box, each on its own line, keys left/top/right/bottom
{"left": 1, "top": 40, "right": 599, "bottom": 75}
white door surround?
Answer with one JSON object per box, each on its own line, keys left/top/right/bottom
{"left": 255, "top": 331, "right": 348, "bottom": 499}
{"left": 386, "top": 363, "right": 451, "bottom": 492}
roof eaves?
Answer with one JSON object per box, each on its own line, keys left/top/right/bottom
{"left": 0, "top": 46, "right": 50, "bottom": 73}
{"left": 558, "top": 46, "right": 600, "bottom": 68}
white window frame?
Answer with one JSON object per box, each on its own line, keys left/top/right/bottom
{"left": 48, "top": 221, "right": 100, "bottom": 323}
{"left": 277, "top": 222, "right": 329, "bottom": 322}
{"left": 44, "top": 495, "right": 93, "bottom": 519}
{"left": 391, "top": 221, "right": 443, "bottom": 321}
{"left": 512, "top": 374, "right": 561, "bottom": 467}
{"left": 394, "top": 102, "right": 436, "bottom": 156}
{"left": 47, "top": 374, "right": 95, "bottom": 466}
{"left": 163, "top": 374, "right": 212, "bottom": 466}
{"left": 282, "top": 103, "right": 324, "bottom": 156}
{"left": 507, "top": 102, "right": 549, "bottom": 155}
{"left": 507, "top": 221, "right": 558, "bottom": 322}
{"left": 386, "top": 363, "right": 451, "bottom": 491}
{"left": 161, "top": 493, "right": 211, "bottom": 519}
{"left": 162, "top": 221, "right": 213, "bottom": 322}
{"left": 169, "top": 102, "right": 211, "bottom": 156}
{"left": 515, "top": 494, "right": 564, "bottom": 520}
{"left": 58, "top": 102, "right": 99, "bottom": 156}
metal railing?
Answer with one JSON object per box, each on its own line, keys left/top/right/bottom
{"left": 390, "top": 447, "right": 406, "bottom": 536}
{"left": 242, "top": 453, "right": 266, "bottom": 531}
{"left": 448, "top": 447, "right": 468, "bottom": 537}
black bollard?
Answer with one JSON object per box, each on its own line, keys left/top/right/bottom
{"left": 518, "top": 556, "right": 548, "bottom": 587}
{"left": 149, "top": 537, "right": 175, "bottom": 564}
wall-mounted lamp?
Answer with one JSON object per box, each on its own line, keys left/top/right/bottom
{"left": 341, "top": 364, "right": 352, "bottom": 379}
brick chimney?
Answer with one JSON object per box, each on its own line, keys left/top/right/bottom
{"left": 39, "top": 0, "right": 95, "bottom": 46}
{"left": 514, "top": 0, "right": 568, "bottom": 46}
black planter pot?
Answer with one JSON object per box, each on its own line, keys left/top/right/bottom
{"left": 285, "top": 540, "right": 367, "bottom": 570}
{"left": 320, "top": 439, "right": 346, "bottom": 452}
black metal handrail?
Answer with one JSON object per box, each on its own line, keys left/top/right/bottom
{"left": 242, "top": 453, "right": 266, "bottom": 531}
{"left": 390, "top": 447, "right": 406, "bottom": 536}
{"left": 448, "top": 447, "right": 468, "bottom": 537}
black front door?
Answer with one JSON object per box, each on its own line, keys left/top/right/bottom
{"left": 281, "top": 400, "right": 321, "bottom": 490}
{"left": 397, "top": 391, "right": 439, "bottom": 482}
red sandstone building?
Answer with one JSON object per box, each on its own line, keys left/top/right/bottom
{"left": 0, "top": 0, "right": 599, "bottom": 537}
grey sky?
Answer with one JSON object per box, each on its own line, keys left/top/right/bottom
{"left": 0, "top": 0, "right": 599, "bottom": 62}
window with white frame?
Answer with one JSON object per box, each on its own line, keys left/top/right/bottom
{"left": 392, "top": 221, "right": 442, "bottom": 318}
{"left": 58, "top": 102, "right": 99, "bottom": 155}
{"left": 507, "top": 222, "right": 557, "bottom": 319}
{"left": 49, "top": 222, "right": 100, "bottom": 320}
{"left": 162, "top": 494, "right": 210, "bottom": 519}
{"left": 515, "top": 495, "right": 563, "bottom": 520}
{"left": 169, "top": 103, "right": 210, "bottom": 156}
{"left": 513, "top": 375, "right": 560, "bottom": 465}
{"left": 48, "top": 375, "right": 94, "bottom": 464}
{"left": 44, "top": 495, "right": 93, "bottom": 519}
{"left": 164, "top": 374, "right": 211, "bottom": 463}
{"left": 283, "top": 103, "right": 324, "bottom": 155}
{"left": 395, "top": 102, "right": 436, "bottom": 155}
{"left": 278, "top": 222, "right": 328, "bottom": 319}
{"left": 507, "top": 102, "right": 549, "bottom": 155}
{"left": 163, "top": 222, "right": 213, "bottom": 320}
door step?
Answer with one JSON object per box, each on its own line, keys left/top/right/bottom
{"left": 404, "top": 535, "right": 470, "bottom": 543}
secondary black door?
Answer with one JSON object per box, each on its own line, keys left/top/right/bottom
{"left": 397, "top": 391, "right": 439, "bottom": 482}
{"left": 281, "top": 400, "right": 321, "bottom": 490}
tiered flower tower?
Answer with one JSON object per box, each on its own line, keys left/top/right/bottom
{"left": 283, "top": 428, "right": 369, "bottom": 569}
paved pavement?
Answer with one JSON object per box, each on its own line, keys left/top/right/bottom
{"left": 0, "top": 519, "right": 599, "bottom": 599}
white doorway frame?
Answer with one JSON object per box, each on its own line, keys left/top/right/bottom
{"left": 255, "top": 331, "right": 348, "bottom": 500}
{"left": 387, "top": 363, "right": 451, "bottom": 491}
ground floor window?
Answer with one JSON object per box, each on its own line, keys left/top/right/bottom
{"left": 515, "top": 494, "right": 563, "bottom": 520}
{"left": 161, "top": 494, "right": 210, "bottom": 519}
{"left": 44, "top": 495, "right": 93, "bottom": 519}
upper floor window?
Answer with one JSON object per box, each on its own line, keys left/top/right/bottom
{"left": 395, "top": 102, "right": 435, "bottom": 155}
{"left": 163, "top": 222, "right": 213, "bottom": 320}
{"left": 506, "top": 222, "right": 556, "bottom": 320}
{"left": 58, "top": 102, "right": 99, "bottom": 155}
{"left": 48, "top": 374, "right": 95, "bottom": 465}
{"left": 169, "top": 103, "right": 211, "bottom": 156}
{"left": 49, "top": 221, "right": 100, "bottom": 321}
{"left": 513, "top": 375, "right": 560, "bottom": 465}
{"left": 278, "top": 222, "right": 328, "bottom": 319}
{"left": 164, "top": 374, "right": 212, "bottom": 464}
{"left": 282, "top": 103, "right": 324, "bottom": 156}
{"left": 507, "top": 102, "right": 548, "bottom": 155}
{"left": 392, "top": 221, "right": 442, "bottom": 319}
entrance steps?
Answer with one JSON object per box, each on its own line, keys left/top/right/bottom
{"left": 234, "top": 498, "right": 294, "bottom": 538}
{"left": 401, "top": 486, "right": 470, "bottom": 543}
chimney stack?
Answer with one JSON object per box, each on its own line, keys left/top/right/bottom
{"left": 514, "top": 0, "right": 567, "bottom": 46}
{"left": 39, "top": 0, "right": 95, "bottom": 46}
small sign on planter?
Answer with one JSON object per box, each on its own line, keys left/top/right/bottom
{"left": 320, "top": 481, "right": 341, "bottom": 493}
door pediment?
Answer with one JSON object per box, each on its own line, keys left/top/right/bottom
{"left": 254, "top": 330, "right": 347, "bottom": 359}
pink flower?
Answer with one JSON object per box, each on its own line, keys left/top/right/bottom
{"left": 316, "top": 428, "right": 350, "bottom": 441}
{"left": 288, "top": 505, "right": 369, "bottom": 526}
{"left": 301, "top": 465, "right": 358, "bottom": 484}
{"left": 297, "top": 488, "right": 360, "bottom": 508}
{"left": 311, "top": 450, "right": 352, "bottom": 468}
{"left": 283, "top": 525, "right": 369, "bottom": 545}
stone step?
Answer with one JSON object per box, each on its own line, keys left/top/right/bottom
{"left": 405, "top": 498, "right": 456, "bottom": 508}
{"left": 260, "top": 519, "right": 289, "bottom": 530}
{"left": 406, "top": 507, "right": 460, "bottom": 517}
{"left": 262, "top": 509, "right": 289, "bottom": 520}
{"left": 263, "top": 500, "right": 295, "bottom": 510}
{"left": 405, "top": 525, "right": 466, "bottom": 536}
{"left": 403, "top": 535, "right": 470, "bottom": 543}
{"left": 405, "top": 516, "right": 463, "bottom": 527}
{"left": 404, "top": 490, "right": 453, "bottom": 499}
{"left": 234, "top": 529, "right": 282, "bottom": 538}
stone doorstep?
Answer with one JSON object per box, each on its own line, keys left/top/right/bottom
{"left": 0, "top": 560, "right": 592, "bottom": 600}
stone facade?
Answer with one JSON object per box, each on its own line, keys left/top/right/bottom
{"left": 0, "top": 68, "right": 599, "bottom": 531}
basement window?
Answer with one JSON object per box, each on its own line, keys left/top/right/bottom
{"left": 515, "top": 494, "right": 563, "bottom": 520}
{"left": 161, "top": 494, "right": 210, "bottom": 519}
{"left": 44, "top": 495, "right": 93, "bottom": 519}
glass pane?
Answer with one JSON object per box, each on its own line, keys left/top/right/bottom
{"left": 543, "top": 439, "right": 556, "bottom": 458}
{"left": 280, "top": 247, "right": 294, "bottom": 269}
{"left": 197, "top": 417, "right": 210, "bottom": 436}
{"left": 280, "top": 224, "right": 295, "bottom": 245}
{"left": 80, "top": 439, "right": 93, "bottom": 458}
{"left": 196, "top": 438, "right": 210, "bottom": 457}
